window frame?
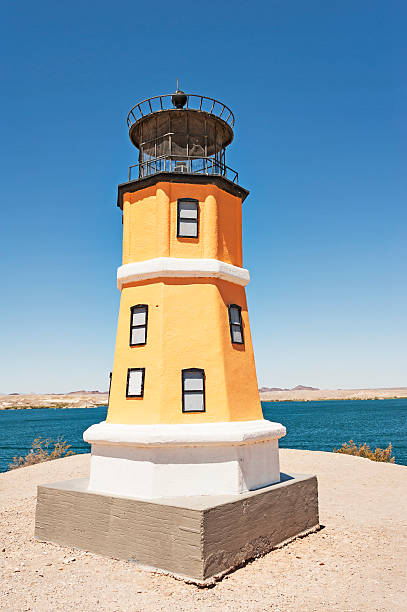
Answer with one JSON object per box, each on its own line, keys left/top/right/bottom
{"left": 129, "top": 304, "right": 148, "bottom": 347}
{"left": 177, "top": 198, "right": 199, "bottom": 239}
{"left": 181, "top": 368, "right": 206, "bottom": 413}
{"left": 126, "top": 367, "right": 145, "bottom": 398}
{"left": 107, "top": 371, "right": 112, "bottom": 408}
{"left": 228, "top": 304, "right": 244, "bottom": 345}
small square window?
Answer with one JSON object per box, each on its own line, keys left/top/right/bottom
{"left": 130, "top": 305, "right": 148, "bottom": 346}
{"left": 228, "top": 304, "right": 244, "bottom": 345}
{"left": 182, "top": 368, "right": 205, "bottom": 412}
{"left": 177, "top": 199, "right": 199, "bottom": 238}
{"left": 126, "top": 368, "right": 145, "bottom": 397}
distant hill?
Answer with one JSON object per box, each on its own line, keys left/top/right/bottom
{"left": 0, "top": 392, "right": 109, "bottom": 410}
{"left": 259, "top": 385, "right": 320, "bottom": 392}
{"left": 67, "top": 390, "right": 106, "bottom": 395}
{"left": 259, "top": 387, "right": 407, "bottom": 402}
{"left": 292, "top": 385, "right": 319, "bottom": 391}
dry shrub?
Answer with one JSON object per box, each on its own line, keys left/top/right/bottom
{"left": 8, "top": 437, "right": 75, "bottom": 470}
{"left": 333, "top": 439, "right": 395, "bottom": 463}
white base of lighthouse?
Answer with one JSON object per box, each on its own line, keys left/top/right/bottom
{"left": 83, "top": 420, "right": 286, "bottom": 499}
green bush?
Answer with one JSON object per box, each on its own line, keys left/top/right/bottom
{"left": 333, "top": 439, "right": 395, "bottom": 463}
{"left": 8, "top": 437, "right": 75, "bottom": 470}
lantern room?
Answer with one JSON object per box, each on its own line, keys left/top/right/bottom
{"left": 126, "top": 87, "right": 238, "bottom": 183}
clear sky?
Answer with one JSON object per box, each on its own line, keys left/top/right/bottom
{"left": 0, "top": 1, "right": 405, "bottom": 393}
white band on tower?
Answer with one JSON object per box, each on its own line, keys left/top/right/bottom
{"left": 117, "top": 257, "right": 250, "bottom": 289}
{"left": 84, "top": 420, "right": 286, "bottom": 447}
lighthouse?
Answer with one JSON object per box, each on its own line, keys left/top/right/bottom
{"left": 83, "top": 88, "right": 286, "bottom": 498}
{"left": 35, "top": 88, "right": 319, "bottom": 583}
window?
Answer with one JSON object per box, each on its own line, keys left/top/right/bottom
{"left": 108, "top": 371, "right": 112, "bottom": 407}
{"left": 228, "top": 304, "right": 244, "bottom": 344}
{"left": 177, "top": 199, "right": 199, "bottom": 238}
{"left": 126, "top": 368, "right": 145, "bottom": 398}
{"left": 130, "top": 305, "right": 148, "bottom": 346}
{"left": 182, "top": 368, "right": 205, "bottom": 413}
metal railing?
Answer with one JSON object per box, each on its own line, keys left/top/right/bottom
{"left": 127, "top": 94, "right": 235, "bottom": 129}
{"left": 128, "top": 155, "right": 239, "bottom": 183}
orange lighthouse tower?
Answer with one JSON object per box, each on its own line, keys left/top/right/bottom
{"left": 84, "top": 87, "right": 286, "bottom": 498}
{"left": 36, "top": 88, "right": 319, "bottom": 582}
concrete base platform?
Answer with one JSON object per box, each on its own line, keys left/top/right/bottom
{"left": 35, "top": 473, "right": 319, "bottom": 584}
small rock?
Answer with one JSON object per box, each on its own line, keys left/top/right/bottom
{"left": 45, "top": 562, "right": 52, "bottom": 566}
{"left": 63, "top": 557, "right": 76, "bottom": 564}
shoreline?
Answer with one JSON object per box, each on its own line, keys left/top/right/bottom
{"left": 0, "top": 388, "right": 406, "bottom": 410}
{"left": 260, "top": 387, "right": 407, "bottom": 403}
{"left": 0, "top": 404, "right": 107, "bottom": 411}
{"left": 0, "top": 393, "right": 109, "bottom": 411}
{"left": 262, "top": 395, "right": 407, "bottom": 403}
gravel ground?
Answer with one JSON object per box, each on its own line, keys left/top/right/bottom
{"left": 1, "top": 450, "right": 406, "bottom": 611}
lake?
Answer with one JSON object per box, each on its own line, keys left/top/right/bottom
{"left": 0, "top": 398, "right": 406, "bottom": 472}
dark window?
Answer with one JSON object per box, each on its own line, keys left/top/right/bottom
{"left": 228, "top": 304, "right": 244, "bottom": 344}
{"left": 107, "top": 371, "right": 112, "bottom": 408}
{"left": 177, "top": 199, "right": 199, "bottom": 238}
{"left": 126, "top": 368, "right": 145, "bottom": 398}
{"left": 130, "top": 305, "right": 148, "bottom": 346}
{"left": 182, "top": 368, "right": 205, "bottom": 412}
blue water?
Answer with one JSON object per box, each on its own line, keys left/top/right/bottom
{"left": 262, "top": 398, "right": 407, "bottom": 464}
{"left": 0, "top": 399, "right": 406, "bottom": 472}
{"left": 0, "top": 406, "right": 108, "bottom": 473}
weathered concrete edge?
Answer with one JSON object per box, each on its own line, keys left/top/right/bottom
{"left": 118, "top": 523, "right": 322, "bottom": 587}
{"left": 36, "top": 472, "right": 313, "bottom": 511}
{"left": 34, "top": 473, "right": 319, "bottom": 583}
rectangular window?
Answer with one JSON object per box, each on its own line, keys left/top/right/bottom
{"left": 177, "top": 199, "right": 199, "bottom": 238}
{"left": 126, "top": 368, "right": 145, "bottom": 398}
{"left": 108, "top": 371, "right": 112, "bottom": 408}
{"left": 228, "top": 304, "right": 244, "bottom": 344}
{"left": 130, "top": 305, "right": 148, "bottom": 346}
{"left": 182, "top": 368, "right": 205, "bottom": 413}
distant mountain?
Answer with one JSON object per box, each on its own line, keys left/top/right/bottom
{"left": 259, "top": 385, "right": 320, "bottom": 392}
{"left": 291, "top": 385, "right": 319, "bottom": 391}
{"left": 67, "top": 390, "right": 106, "bottom": 395}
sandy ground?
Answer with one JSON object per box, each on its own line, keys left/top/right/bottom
{"left": 260, "top": 387, "right": 407, "bottom": 402}
{"left": 1, "top": 451, "right": 406, "bottom": 612}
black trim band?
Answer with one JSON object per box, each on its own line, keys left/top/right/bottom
{"left": 117, "top": 172, "right": 249, "bottom": 209}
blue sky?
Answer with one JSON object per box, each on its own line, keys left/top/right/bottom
{"left": 0, "top": 1, "right": 405, "bottom": 393}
